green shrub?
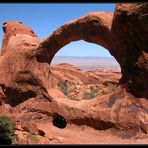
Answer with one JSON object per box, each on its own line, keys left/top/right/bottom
{"left": 101, "top": 85, "right": 117, "bottom": 95}
{"left": 58, "top": 81, "right": 69, "bottom": 96}
{"left": 27, "top": 133, "right": 39, "bottom": 143}
{"left": 83, "top": 86, "right": 100, "bottom": 100}
{"left": 0, "top": 115, "right": 18, "bottom": 145}
{"left": 103, "top": 81, "right": 108, "bottom": 86}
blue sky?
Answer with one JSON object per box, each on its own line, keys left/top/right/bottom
{"left": 0, "top": 3, "right": 115, "bottom": 57}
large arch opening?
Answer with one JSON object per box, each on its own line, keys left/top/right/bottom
{"left": 50, "top": 40, "right": 121, "bottom": 101}
{"left": 51, "top": 40, "right": 121, "bottom": 72}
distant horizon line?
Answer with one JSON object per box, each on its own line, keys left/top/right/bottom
{"left": 54, "top": 56, "right": 113, "bottom": 58}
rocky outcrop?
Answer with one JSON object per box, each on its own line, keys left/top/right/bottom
{"left": 111, "top": 3, "right": 148, "bottom": 98}
{"left": 1, "top": 21, "right": 37, "bottom": 56}
{"left": 0, "top": 21, "right": 51, "bottom": 106}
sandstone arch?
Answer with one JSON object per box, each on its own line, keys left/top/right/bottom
{"left": 37, "top": 3, "right": 148, "bottom": 98}
{"left": 0, "top": 3, "right": 147, "bottom": 106}
{"left": 37, "top": 12, "right": 122, "bottom": 68}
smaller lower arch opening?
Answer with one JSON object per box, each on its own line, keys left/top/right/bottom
{"left": 52, "top": 113, "right": 67, "bottom": 129}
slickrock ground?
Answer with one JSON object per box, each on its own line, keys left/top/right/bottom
{"left": 0, "top": 3, "right": 148, "bottom": 144}
{"left": 0, "top": 64, "right": 148, "bottom": 144}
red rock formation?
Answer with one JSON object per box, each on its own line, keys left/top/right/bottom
{"left": 111, "top": 3, "right": 148, "bottom": 98}
{"left": 1, "top": 21, "right": 37, "bottom": 56}
{"left": 0, "top": 21, "right": 51, "bottom": 106}
{"left": 37, "top": 3, "right": 148, "bottom": 99}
